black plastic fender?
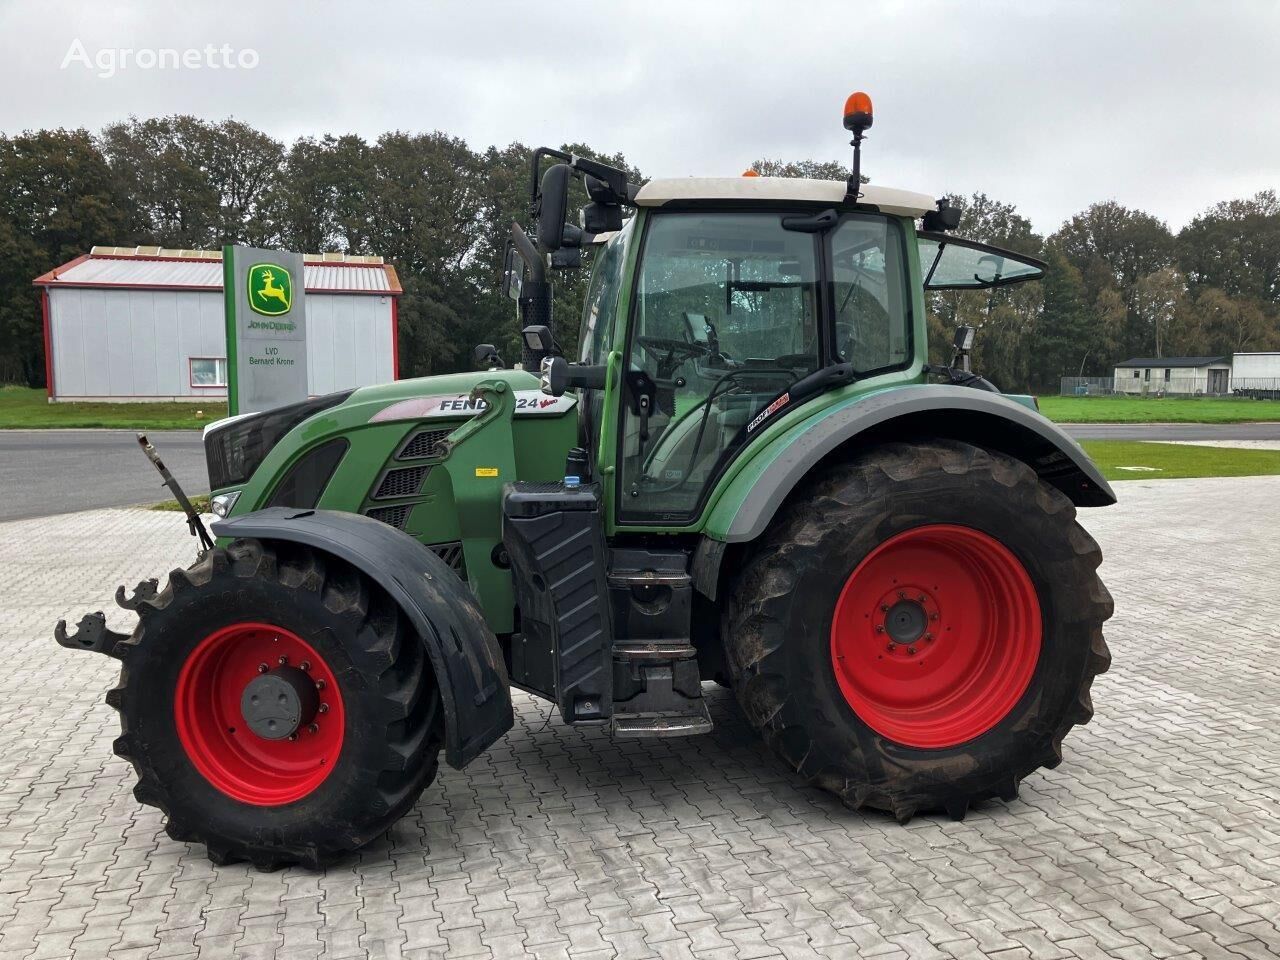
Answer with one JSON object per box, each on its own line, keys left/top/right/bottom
{"left": 721, "top": 385, "right": 1116, "bottom": 545}
{"left": 212, "top": 508, "right": 512, "bottom": 769}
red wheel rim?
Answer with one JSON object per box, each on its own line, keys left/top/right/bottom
{"left": 829, "top": 524, "right": 1041, "bottom": 749}
{"left": 174, "top": 622, "right": 344, "bottom": 805}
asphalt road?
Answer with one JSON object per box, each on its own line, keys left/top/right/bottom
{"left": 1, "top": 421, "right": 1278, "bottom": 522}
{"left": 0, "top": 430, "right": 206, "bottom": 522}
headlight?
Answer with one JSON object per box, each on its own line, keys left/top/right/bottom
{"left": 204, "top": 391, "right": 353, "bottom": 490}
{"left": 210, "top": 491, "right": 241, "bottom": 518}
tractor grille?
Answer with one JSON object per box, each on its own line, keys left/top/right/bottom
{"left": 398, "top": 428, "right": 451, "bottom": 460}
{"left": 428, "top": 541, "right": 466, "bottom": 577}
{"left": 373, "top": 465, "right": 430, "bottom": 500}
{"left": 365, "top": 504, "right": 413, "bottom": 529}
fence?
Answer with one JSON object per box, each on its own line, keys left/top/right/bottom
{"left": 1060, "top": 376, "right": 1280, "bottom": 399}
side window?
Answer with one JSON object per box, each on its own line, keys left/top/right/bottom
{"left": 831, "top": 216, "right": 910, "bottom": 372}
{"left": 579, "top": 225, "right": 630, "bottom": 364}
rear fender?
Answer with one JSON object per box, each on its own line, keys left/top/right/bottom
{"left": 705, "top": 384, "right": 1115, "bottom": 545}
{"left": 212, "top": 507, "right": 512, "bottom": 768}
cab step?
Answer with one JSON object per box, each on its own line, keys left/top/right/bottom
{"left": 612, "top": 704, "right": 712, "bottom": 738}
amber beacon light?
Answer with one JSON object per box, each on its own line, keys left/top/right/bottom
{"left": 843, "top": 91, "right": 874, "bottom": 133}
{"left": 843, "top": 91, "right": 874, "bottom": 199}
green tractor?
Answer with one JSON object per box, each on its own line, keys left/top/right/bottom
{"left": 57, "top": 94, "right": 1113, "bottom": 869}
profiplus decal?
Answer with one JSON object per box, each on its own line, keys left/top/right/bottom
{"left": 747, "top": 392, "right": 791, "bottom": 434}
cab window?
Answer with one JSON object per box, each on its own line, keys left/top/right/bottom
{"left": 831, "top": 214, "right": 911, "bottom": 372}
{"left": 579, "top": 223, "right": 631, "bottom": 365}
{"left": 618, "top": 211, "right": 821, "bottom": 522}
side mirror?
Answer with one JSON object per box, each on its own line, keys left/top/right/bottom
{"left": 537, "top": 163, "right": 571, "bottom": 252}
{"left": 501, "top": 245, "right": 523, "bottom": 302}
{"left": 473, "top": 343, "right": 503, "bottom": 369}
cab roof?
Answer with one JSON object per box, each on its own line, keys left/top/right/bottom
{"left": 632, "top": 177, "right": 936, "bottom": 218}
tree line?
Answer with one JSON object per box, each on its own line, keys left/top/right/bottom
{"left": 1, "top": 115, "right": 1277, "bottom": 391}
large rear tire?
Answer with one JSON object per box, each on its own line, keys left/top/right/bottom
{"left": 108, "top": 539, "right": 441, "bottom": 869}
{"left": 725, "top": 440, "right": 1112, "bottom": 822}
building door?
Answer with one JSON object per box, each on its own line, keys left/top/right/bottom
{"left": 1208, "top": 369, "right": 1228, "bottom": 395}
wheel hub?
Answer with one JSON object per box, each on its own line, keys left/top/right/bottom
{"left": 240, "top": 666, "right": 319, "bottom": 740}
{"left": 873, "top": 587, "right": 939, "bottom": 656}
{"left": 883, "top": 599, "right": 927, "bottom": 645}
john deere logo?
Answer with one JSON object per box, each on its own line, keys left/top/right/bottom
{"left": 247, "top": 264, "right": 293, "bottom": 316}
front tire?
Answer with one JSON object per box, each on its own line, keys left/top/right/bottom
{"left": 725, "top": 440, "right": 1112, "bottom": 822}
{"left": 108, "top": 539, "right": 441, "bottom": 869}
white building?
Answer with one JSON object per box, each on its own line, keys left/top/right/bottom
{"left": 35, "top": 246, "right": 401, "bottom": 402}
{"left": 1111, "top": 357, "right": 1232, "bottom": 395}
{"left": 1230, "top": 352, "right": 1280, "bottom": 399}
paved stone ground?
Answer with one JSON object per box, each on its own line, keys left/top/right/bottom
{"left": 1, "top": 479, "right": 1278, "bottom": 960}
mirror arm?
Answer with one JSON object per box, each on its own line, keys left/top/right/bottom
{"left": 529, "top": 147, "right": 571, "bottom": 210}
{"left": 510, "top": 223, "right": 545, "bottom": 283}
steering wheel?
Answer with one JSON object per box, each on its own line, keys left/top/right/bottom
{"left": 636, "top": 335, "right": 710, "bottom": 361}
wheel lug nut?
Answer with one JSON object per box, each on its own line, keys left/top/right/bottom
{"left": 875, "top": 625, "right": 885, "bottom": 633}
{"left": 308, "top": 723, "right": 319, "bottom": 734}
{"left": 300, "top": 660, "right": 311, "bottom": 671}
{"left": 880, "top": 605, "right": 889, "bottom": 612}
{"left": 277, "top": 656, "right": 288, "bottom": 665}
{"left": 316, "top": 680, "right": 326, "bottom": 690}
{"left": 930, "top": 613, "right": 938, "bottom": 621}
{"left": 925, "top": 633, "right": 934, "bottom": 641}
{"left": 318, "top": 703, "right": 329, "bottom": 714}
{"left": 257, "top": 663, "right": 268, "bottom": 674}
{"left": 917, "top": 595, "right": 926, "bottom": 603}
{"left": 886, "top": 644, "right": 894, "bottom": 652}
{"left": 898, "top": 591, "right": 906, "bottom": 599}
{"left": 907, "top": 647, "right": 916, "bottom": 655}
{"left": 288, "top": 733, "right": 298, "bottom": 741}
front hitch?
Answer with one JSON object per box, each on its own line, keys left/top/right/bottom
{"left": 53, "top": 578, "right": 161, "bottom": 657}
{"left": 54, "top": 611, "right": 128, "bottom": 657}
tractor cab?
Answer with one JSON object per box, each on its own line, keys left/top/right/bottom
{"left": 512, "top": 104, "right": 1048, "bottom": 529}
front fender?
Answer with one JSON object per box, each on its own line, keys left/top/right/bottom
{"left": 705, "top": 384, "right": 1115, "bottom": 543}
{"left": 212, "top": 508, "right": 512, "bottom": 768}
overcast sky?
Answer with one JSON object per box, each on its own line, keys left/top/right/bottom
{"left": 2, "top": 0, "right": 1277, "bottom": 235}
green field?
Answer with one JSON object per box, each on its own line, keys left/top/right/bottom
{"left": 1038, "top": 395, "right": 1280, "bottom": 424}
{"left": 0, "top": 386, "right": 227, "bottom": 430}
{"left": 1081, "top": 440, "right": 1280, "bottom": 480}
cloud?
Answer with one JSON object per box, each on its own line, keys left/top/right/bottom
{"left": 3, "top": 0, "right": 1278, "bottom": 233}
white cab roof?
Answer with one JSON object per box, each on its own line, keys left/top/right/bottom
{"left": 633, "top": 177, "right": 936, "bottom": 217}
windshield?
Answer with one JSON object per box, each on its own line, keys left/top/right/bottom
{"left": 618, "top": 211, "right": 822, "bottom": 522}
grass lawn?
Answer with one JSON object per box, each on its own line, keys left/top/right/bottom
{"left": 1038, "top": 395, "right": 1280, "bottom": 424}
{"left": 150, "top": 494, "right": 212, "bottom": 513}
{"left": 1080, "top": 440, "right": 1280, "bottom": 481}
{"left": 0, "top": 386, "right": 226, "bottom": 430}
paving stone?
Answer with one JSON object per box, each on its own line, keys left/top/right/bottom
{"left": 1, "top": 478, "right": 1278, "bottom": 959}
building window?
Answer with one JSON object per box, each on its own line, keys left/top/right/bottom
{"left": 1144, "top": 368, "right": 1151, "bottom": 381}
{"left": 190, "top": 357, "right": 228, "bottom": 388}
{"left": 1164, "top": 368, "right": 1171, "bottom": 380}
{"left": 1132, "top": 370, "right": 1140, "bottom": 379}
